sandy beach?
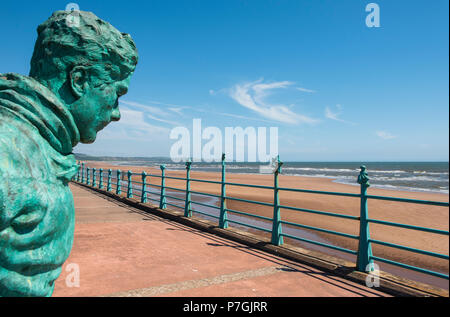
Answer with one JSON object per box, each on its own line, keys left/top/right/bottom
{"left": 79, "top": 161, "right": 449, "bottom": 277}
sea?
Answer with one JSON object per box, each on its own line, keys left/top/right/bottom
{"left": 110, "top": 160, "right": 449, "bottom": 195}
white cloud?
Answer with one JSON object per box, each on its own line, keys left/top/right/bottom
{"left": 325, "top": 106, "right": 341, "bottom": 121}
{"left": 325, "top": 104, "right": 355, "bottom": 125}
{"left": 120, "top": 100, "right": 170, "bottom": 117}
{"left": 229, "top": 79, "right": 318, "bottom": 125}
{"left": 168, "top": 107, "right": 188, "bottom": 116}
{"left": 296, "top": 87, "right": 316, "bottom": 93}
{"left": 120, "top": 100, "right": 182, "bottom": 125}
{"left": 98, "top": 107, "right": 169, "bottom": 141}
{"left": 376, "top": 131, "right": 397, "bottom": 140}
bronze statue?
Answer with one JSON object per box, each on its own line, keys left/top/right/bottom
{"left": 0, "top": 10, "right": 138, "bottom": 296}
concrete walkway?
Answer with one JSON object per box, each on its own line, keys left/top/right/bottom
{"left": 52, "top": 184, "right": 389, "bottom": 297}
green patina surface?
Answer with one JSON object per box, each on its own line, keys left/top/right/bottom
{"left": 0, "top": 10, "right": 138, "bottom": 297}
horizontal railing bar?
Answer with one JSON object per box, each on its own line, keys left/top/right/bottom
{"left": 191, "top": 209, "right": 220, "bottom": 219}
{"left": 281, "top": 232, "right": 357, "bottom": 255}
{"left": 190, "top": 178, "right": 222, "bottom": 185}
{"left": 146, "top": 174, "right": 162, "bottom": 178}
{"left": 278, "top": 187, "right": 361, "bottom": 198}
{"left": 226, "top": 196, "right": 274, "bottom": 207}
{"left": 226, "top": 219, "right": 273, "bottom": 233}
{"left": 367, "top": 218, "right": 449, "bottom": 235}
{"left": 145, "top": 184, "right": 162, "bottom": 188}
{"left": 164, "top": 194, "right": 185, "bottom": 202}
{"left": 279, "top": 205, "right": 359, "bottom": 220}
{"left": 164, "top": 186, "right": 186, "bottom": 192}
{"left": 165, "top": 202, "right": 184, "bottom": 210}
{"left": 225, "top": 182, "right": 274, "bottom": 190}
{"left": 280, "top": 220, "right": 359, "bottom": 240}
{"left": 143, "top": 194, "right": 163, "bottom": 199}
{"left": 164, "top": 175, "right": 188, "bottom": 181}
{"left": 190, "top": 200, "right": 221, "bottom": 210}
{"left": 366, "top": 195, "right": 449, "bottom": 207}
{"left": 370, "top": 255, "right": 449, "bottom": 279}
{"left": 113, "top": 172, "right": 160, "bottom": 178}
{"left": 369, "top": 239, "right": 449, "bottom": 260}
{"left": 225, "top": 208, "right": 273, "bottom": 222}
{"left": 188, "top": 190, "right": 221, "bottom": 198}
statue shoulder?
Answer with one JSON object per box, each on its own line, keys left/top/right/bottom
{"left": 0, "top": 112, "right": 50, "bottom": 180}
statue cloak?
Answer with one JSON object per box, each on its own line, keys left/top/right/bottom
{"left": 0, "top": 73, "right": 79, "bottom": 297}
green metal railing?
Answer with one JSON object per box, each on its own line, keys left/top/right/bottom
{"left": 73, "top": 155, "right": 449, "bottom": 281}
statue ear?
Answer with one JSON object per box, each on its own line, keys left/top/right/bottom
{"left": 69, "top": 66, "right": 89, "bottom": 98}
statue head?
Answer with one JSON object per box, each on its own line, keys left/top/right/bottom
{"left": 29, "top": 10, "right": 138, "bottom": 144}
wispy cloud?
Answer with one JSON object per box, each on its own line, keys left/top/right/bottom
{"left": 120, "top": 100, "right": 171, "bottom": 116}
{"left": 216, "top": 111, "right": 275, "bottom": 123}
{"left": 376, "top": 130, "right": 397, "bottom": 140}
{"left": 120, "top": 100, "right": 182, "bottom": 125}
{"left": 229, "top": 79, "right": 318, "bottom": 125}
{"left": 100, "top": 107, "right": 169, "bottom": 140}
{"left": 168, "top": 107, "right": 186, "bottom": 116}
{"left": 325, "top": 104, "right": 356, "bottom": 125}
{"left": 296, "top": 87, "right": 316, "bottom": 93}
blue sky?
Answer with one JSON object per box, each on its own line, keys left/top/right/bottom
{"left": 1, "top": 0, "right": 448, "bottom": 161}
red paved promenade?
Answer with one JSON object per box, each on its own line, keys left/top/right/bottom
{"left": 53, "top": 184, "right": 390, "bottom": 297}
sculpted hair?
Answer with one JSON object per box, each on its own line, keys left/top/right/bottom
{"left": 29, "top": 10, "right": 138, "bottom": 82}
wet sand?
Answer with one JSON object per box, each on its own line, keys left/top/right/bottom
{"left": 79, "top": 161, "right": 449, "bottom": 277}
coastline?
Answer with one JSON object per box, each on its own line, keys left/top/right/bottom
{"left": 79, "top": 160, "right": 449, "bottom": 280}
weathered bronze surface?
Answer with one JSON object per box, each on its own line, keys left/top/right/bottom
{"left": 0, "top": 10, "right": 138, "bottom": 296}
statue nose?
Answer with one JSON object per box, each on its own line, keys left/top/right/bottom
{"left": 111, "top": 108, "right": 121, "bottom": 121}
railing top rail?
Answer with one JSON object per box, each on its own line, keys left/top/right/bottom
{"left": 278, "top": 186, "right": 361, "bottom": 198}
{"left": 225, "top": 182, "right": 274, "bottom": 190}
{"left": 366, "top": 194, "right": 449, "bottom": 206}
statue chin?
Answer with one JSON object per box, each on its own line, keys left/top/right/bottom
{"left": 80, "top": 134, "right": 97, "bottom": 144}
{"left": 0, "top": 267, "right": 63, "bottom": 297}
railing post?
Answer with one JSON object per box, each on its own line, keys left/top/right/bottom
{"left": 116, "top": 169, "right": 122, "bottom": 195}
{"left": 159, "top": 165, "right": 167, "bottom": 209}
{"left": 99, "top": 168, "right": 104, "bottom": 189}
{"left": 76, "top": 161, "right": 80, "bottom": 182}
{"left": 92, "top": 168, "right": 97, "bottom": 187}
{"left": 271, "top": 155, "right": 284, "bottom": 246}
{"left": 107, "top": 169, "right": 112, "bottom": 192}
{"left": 184, "top": 160, "right": 192, "bottom": 217}
{"left": 127, "top": 170, "right": 133, "bottom": 198}
{"left": 81, "top": 163, "right": 85, "bottom": 183}
{"left": 219, "top": 153, "right": 228, "bottom": 228}
{"left": 141, "top": 171, "right": 147, "bottom": 203}
{"left": 357, "top": 165, "right": 374, "bottom": 272}
{"left": 86, "top": 167, "right": 90, "bottom": 185}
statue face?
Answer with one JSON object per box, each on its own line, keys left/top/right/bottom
{"left": 69, "top": 67, "right": 131, "bottom": 143}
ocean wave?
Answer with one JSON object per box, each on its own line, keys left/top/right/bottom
{"left": 372, "top": 176, "right": 445, "bottom": 182}
{"left": 333, "top": 180, "right": 449, "bottom": 194}
{"left": 282, "top": 167, "right": 358, "bottom": 173}
{"left": 413, "top": 171, "right": 449, "bottom": 175}
{"left": 369, "top": 170, "right": 408, "bottom": 174}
